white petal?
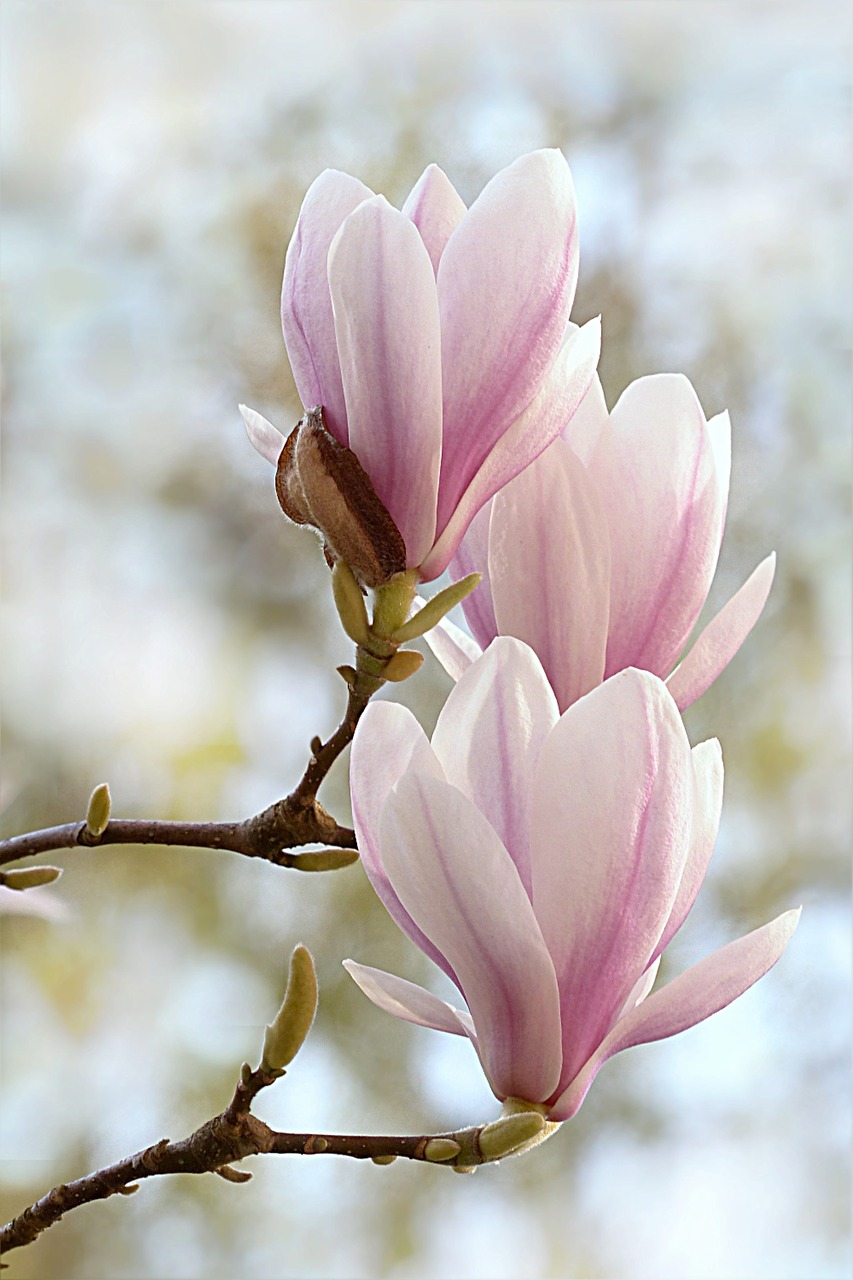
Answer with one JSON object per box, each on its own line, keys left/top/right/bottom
{"left": 240, "top": 404, "right": 285, "bottom": 466}
{"left": 665, "top": 554, "right": 776, "bottom": 710}
{"left": 343, "top": 961, "right": 474, "bottom": 1038}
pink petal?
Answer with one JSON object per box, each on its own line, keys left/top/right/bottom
{"left": 328, "top": 196, "right": 443, "bottom": 567}
{"left": 431, "top": 637, "right": 559, "bottom": 896}
{"left": 381, "top": 771, "right": 563, "bottom": 1104}
{"left": 550, "top": 908, "right": 801, "bottom": 1120}
{"left": 530, "top": 669, "right": 695, "bottom": 1088}
{"left": 421, "top": 316, "right": 601, "bottom": 580}
{"left": 422, "top": 611, "right": 482, "bottom": 683}
{"left": 349, "top": 701, "right": 452, "bottom": 981}
{"left": 650, "top": 738, "right": 724, "bottom": 965}
{"left": 489, "top": 438, "right": 611, "bottom": 713}
{"left": 239, "top": 404, "right": 285, "bottom": 466}
{"left": 342, "top": 961, "right": 475, "bottom": 1039}
{"left": 281, "top": 170, "right": 373, "bottom": 444}
{"left": 665, "top": 553, "right": 776, "bottom": 710}
{"left": 402, "top": 164, "right": 467, "bottom": 275}
{"left": 590, "top": 374, "right": 729, "bottom": 680}
{"left": 435, "top": 150, "right": 580, "bottom": 529}
{"left": 617, "top": 956, "right": 662, "bottom": 1020}
{"left": 449, "top": 501, "right": 498, "bottom": 649}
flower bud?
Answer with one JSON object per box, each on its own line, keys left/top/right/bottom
{"left": 85, "top": 783, "right": 111, "bottom": 838}
{"left": 2, "top": 865, "right": 62, "bottom": 891}
{"left": 275, "top": 408, "right": 406, "bottom": 589}
{"left": 261, "top": 944, "right": 319, "bottom": 1071}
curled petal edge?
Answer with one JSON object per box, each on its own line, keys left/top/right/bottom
{"left": 549, "top": 907, "right": 800, "bottom": 1121}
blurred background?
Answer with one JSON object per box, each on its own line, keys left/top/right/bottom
{"left": 1, "top": 3, "right": 850, "bottom": 1277}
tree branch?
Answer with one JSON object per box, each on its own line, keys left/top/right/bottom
{"left": 0, "top": 684, "right": 371, "bottom": 870}
{"left": 0, "top": 1057, "right": 539, "bottom": 1258}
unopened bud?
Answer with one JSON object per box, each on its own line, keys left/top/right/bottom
{"left": 85, "top": 783, "right": 111, "bottom": 838}
{"left": 452, "top": 1164, "right": 477, "bottom": 1175}
{"left": 337, "top": 664, "right": 357, "bottom": 686}
{"left": 423, "top": 1138, "right": 461, "bottom": 1163}
{"left": 332, "top": 561, "right": 370, "bottom": 646}
{"left": 391, "top": 574, "right": 481, "bottom": 643}
{"left": 261, "top": 944, "right": 319, "bottom": 1071}
{"left": 286, "top": 848, "right": 359, "bottom": 873}
{"left": 1, "top": 866, "right": 62, "bottom": 891}
{"left": 275, "top": 408, "right": 406, "bottom": 589}
{"left": 371, "top": 1154, "right": 397, "bottom": 1165}
{"left": 214, "top": 1164, "right": 253, "bottom": 1183}
{"left": 478, "top": 1112, "right": 545, "bottom": 1162}
{"left": 381, "top": 650, "right": 424, "bottom": 683}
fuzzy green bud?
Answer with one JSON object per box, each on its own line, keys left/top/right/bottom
{"left": 332, "top": 561, "right": 370, "bottom": 646}
{"left": 261, "top": 944, "right": 318, "bottom": 1071}
{"left": 391, "top": 574, "right": 481, "bottom": 643}
{"left": 478, "top": 1112, "right": 545, "bottom": 1162}
{"left": 85, "top": 783, "right": 111, "bottom": 838}
{"left": 1, "top": 865, "right": 62, "bottom": 891}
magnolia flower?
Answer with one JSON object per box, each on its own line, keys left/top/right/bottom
{"left": 429, "top": 372, "right": 775, "bottom": 712}
{"left": 345, "top": 638, "right": 798, "bottom": 1119}
{"left": 241, "top": 150, "right": 601, "bottom": 582}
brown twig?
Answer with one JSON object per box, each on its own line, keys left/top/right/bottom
{"left": 0, "top": 685, "right": 370, "bottom": 871}
{"left": 0, "top": 1059, "right": 515, "bottom": 1258}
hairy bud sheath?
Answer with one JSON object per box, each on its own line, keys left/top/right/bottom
{"left": 275, "top": 408, "right": 406, "bottom": 590}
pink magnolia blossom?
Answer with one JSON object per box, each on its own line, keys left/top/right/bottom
{"left": 241, "top": 150, "right": 601, "bottom": 581}
{"left": 345, "top": 638, "right": 798, "bottom": 1118}
{"left": 428, "top": 372, "right": 775, "bottom": 711}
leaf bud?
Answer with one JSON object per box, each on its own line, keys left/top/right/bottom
{"left": 423, "top": 1138, "right": 461, "bottom": 1163}
{"left": 371, "top": 1154, "right": 397, "bottom": 1165}
{"left": 391, "top": 573, "right": 481, "bottom": 643}
{"left": 478, "top": 1112, "right": 545, "bottom": 1162}
{"left": 381, "top": 650, "right": 424, "bottom": 683}
{"left": 1, "top": 865, "right": 62, "bottom": 891}
{"left": 85, "top": 783, "right": 112, "bottom": 838}
{"left": 286, "top": 848, "right": 359, "bottom": 873}
{"left": 261, "top": 944, "right": 319, "bottom": 1071}
{"left": 332, "top": 560, "right": 370, "bottom": 646}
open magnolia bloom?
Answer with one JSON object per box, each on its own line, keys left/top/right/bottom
{"left": 345, "top": 638, "right": 798, "bottom": 1120}
{"left": 429, "top": 372, "right": 775, "bottom": 711}
{"left": 241, "top": 149, "right": 601, "bottom": 583}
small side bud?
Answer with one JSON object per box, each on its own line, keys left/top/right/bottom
{"left": 337, "top": 664, "right": 357, "bottom": 686}
{"left": 391, "top": 574, "right": 481, "bottom": 643}
{"left": 381, "top": 650, "right": 424, "bottom": 683}
{"left": 452, "top": 1165, "right": 477, "bottom": 1175}
{"left": 261, "top": 944, "right": 319, "bottom": 1071}
{"left": 371, "top": 1154, "right": 397, "bottom": 1165}
{"left": 332, "top": 561, "right": 370, "bottom": 646}
{"left": 287, "top": 849, "right": 359, "bottom": 873}
{"left": 240, "top": 1062, "right": 253, "bottom": 1086}
{"left": 1, "top": 866, "right": 62, "bottom": 891}
{"left": 478, "top": 1112, "right": 545, "bottom": 1162}
{"left": 117, "top": 1183, "right": 140, "bottom": 1196}
{"left": 85, "top": 783, "right": 112, "bottom": 838}
{"left": 423, "top": 1138, "right": 461, "bottom": 1163}
{"left": 214, "top": 1164, "right": 253, "bottom": 1184}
